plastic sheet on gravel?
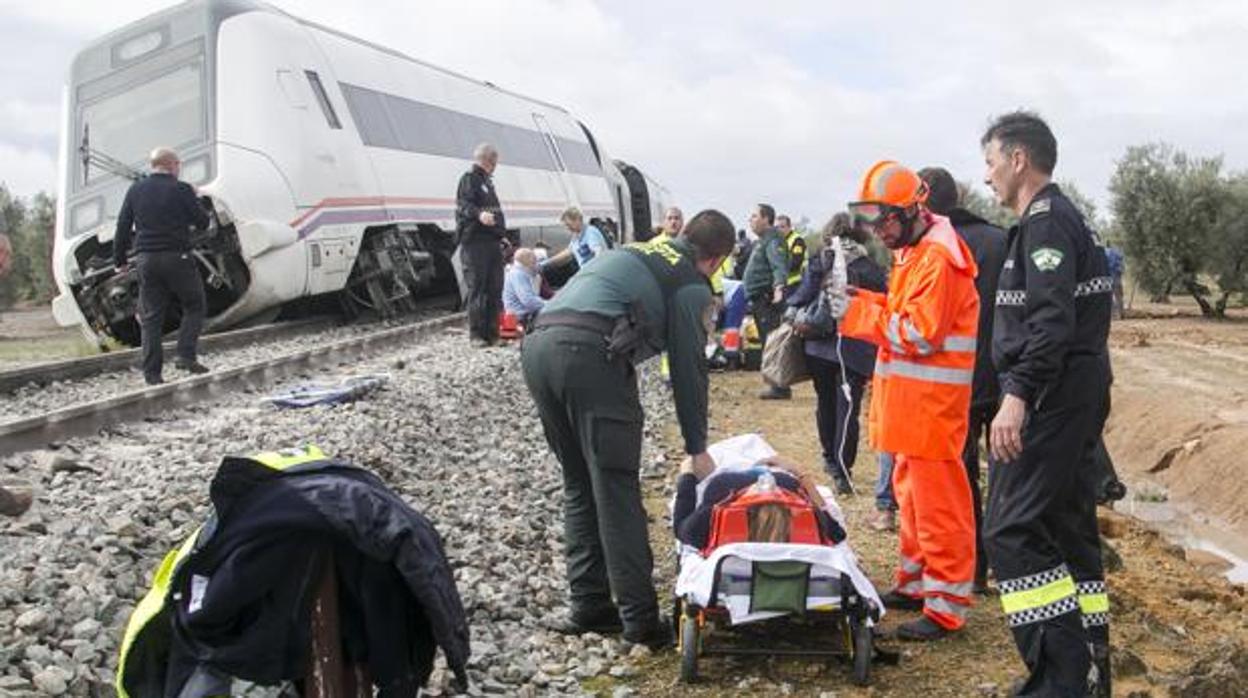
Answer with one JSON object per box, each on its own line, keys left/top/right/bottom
{"left": 0, "top": 328, "right": 675, "bottom": 697}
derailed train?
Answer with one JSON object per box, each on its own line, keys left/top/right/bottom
{"left": 52, "top": 0, "right": 674, "bottom": 346}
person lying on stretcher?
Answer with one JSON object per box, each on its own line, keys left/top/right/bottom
{"left": 673, "top": 455, "right": 847, "bottom": 549}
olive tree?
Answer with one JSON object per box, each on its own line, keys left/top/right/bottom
{"left": 1109, "top": 144, "right": 1228, "bottom": 314}
{"left": 0, "top": 185, "right": 56, "bottom": 309}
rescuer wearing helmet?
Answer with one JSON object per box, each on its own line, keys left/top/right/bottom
{"left": 981, "top": 111, "right": 1113, "bottom": 697}
{"left": 521, "top": 210, "right": 735, "bottom": 649}
{"left": 831, "top": 160, "right": 980, "bottom": 641}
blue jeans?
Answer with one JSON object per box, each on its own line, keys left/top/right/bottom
{"left": 875, "top": 452, "right": 896, "bottom": 511}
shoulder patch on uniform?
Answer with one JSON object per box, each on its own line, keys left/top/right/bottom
{"left": 1030, "top": 247, "right": 1064, "bottom": 272}
{"left": 1027, "top": 198, "right": 1051, "bottom": 217}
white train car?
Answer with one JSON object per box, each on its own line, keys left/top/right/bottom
{"left": 52, "top": 0, "right": 669, "bottom": 346}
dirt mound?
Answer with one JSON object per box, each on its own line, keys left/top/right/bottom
{"left": 1106, "top": 312, "right": 1248, "bottom": 532}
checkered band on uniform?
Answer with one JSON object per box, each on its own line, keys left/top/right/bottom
{"left": 996, "top": 289, "right": 1027, "bottom": 307}
{"left": 1074, "top": 276, "right": 1114, "bottom": 297}
{"left": 1076, "top": 579, "right": 1110, "bottom": 626}
{"left": 999, "top": 564, "right": 1080, "bottom": 628}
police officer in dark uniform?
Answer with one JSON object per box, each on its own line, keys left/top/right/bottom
{"left": 918, "top": 166, "right": 1008, "bottom": 594}
{"left": 980, "top": 112, "right": 1114, "bottom": 697}
{"left": 521, "top": 210, "right": 735, "bottom": 648}
{"left": 114, "top": 147, "right": 210, "bottom": 385}
{"left": 455, "top": 142, "right": 507, "bottom": 347}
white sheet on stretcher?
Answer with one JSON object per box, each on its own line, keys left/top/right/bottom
{"left": 673, "top": 434, "right": 882, "bottom": 626}
{"left": 676, "top": 542, "right": 883, "bottom": 626}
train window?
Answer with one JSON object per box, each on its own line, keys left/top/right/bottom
{"left": 305, "top": 71, "right": 342, "bottom": 129}
{"left": 337, "top": 81, "right": 588, "bottom": 174}
{"left": 340, "top": 84, "right": 401, "bottom": 149}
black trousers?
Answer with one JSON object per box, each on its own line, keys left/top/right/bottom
{"left": 136, "top": 251, "right": 205, "bottom": 381}
{"left": 805, "top": 353, "right": 865, "bottom": 476}
{"left": 520, "top": 325, "right": 658, "bottom": 632}
{"left": 963, "top": 401, "right": 994, "bottom": 586}
{"left": 460, "top": 239, "right": 503, "bottom": 342}
{"left": 748, "top": 296, "right": 784, "bottom": 350}
{"left": 984, "top": 357, "right": 1110, "bottom": 698}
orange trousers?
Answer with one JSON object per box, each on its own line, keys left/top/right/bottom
{"left": 893, "top": 454, "right": 976, "bottom": 629}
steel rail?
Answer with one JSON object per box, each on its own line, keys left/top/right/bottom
{"left": 0, "top": 311, "right": 466, "bottom": 458}
{"left": 0, "top": 317, "right": 336, "bottom": 394}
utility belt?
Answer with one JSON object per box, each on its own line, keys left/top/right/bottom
{"left": 530, "top": 307, "right": 648, "bottom": 363}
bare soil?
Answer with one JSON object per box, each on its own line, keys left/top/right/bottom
{"left": 598, "top": 307, "right": 1248, "bottom": 697}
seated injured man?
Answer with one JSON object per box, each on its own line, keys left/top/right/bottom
{"left": 673, "top": 455, "right": 847, "bottom": 549}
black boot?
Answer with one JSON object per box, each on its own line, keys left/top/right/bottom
{"left": 546, "top": 605, "right": 623, "bottom": 635}
{"left": 894, "top": 616, "right": 950, "bottom": 642}
{"left": 879, "top": 590, "right": 923, "bottom": 611}
{"left": 623, "top": 615, "right": 674, "bottom": 650}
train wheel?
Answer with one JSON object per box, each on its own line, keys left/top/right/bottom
{"left": 679, "top": 612, "right": 699, "bottom": 683}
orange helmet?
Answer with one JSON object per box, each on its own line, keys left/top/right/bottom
{"left": 849, "top": 160, "right": 929, "bottom": 227}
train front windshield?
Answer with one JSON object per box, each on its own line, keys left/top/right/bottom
{"left": 78, "top": 61, "right": 205, "bottom": 188}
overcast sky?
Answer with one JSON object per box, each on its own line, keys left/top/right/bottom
{"left": 2, "top": 0, "right": 1246, "bottom": 227}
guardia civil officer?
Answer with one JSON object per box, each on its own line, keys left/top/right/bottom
{"left": 455, "top": 142, "right": 507, "bottom": 347}
{"left": 113, "top": 147, "right": 210, "bottom": 385}
{"left": 981, "top": 111, "right": 1114, "bottom": 697}
{"left": 521, "top": 210, "right": 735, "bottom": 648}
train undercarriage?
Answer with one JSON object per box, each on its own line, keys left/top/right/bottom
{"left": 339, "top": 224, "right": 453, "bottom": 319}
{"left": 67, "top": 205, "right": 456, "bottom": 347}
{"left": 68, "top": 198, "right": 250, "bottom": 347}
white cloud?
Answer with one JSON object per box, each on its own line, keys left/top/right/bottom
{"left": 1, "top": 0, "right": 1246, "bottom": 224}
{"left": 0, "top": 143, "right": 58, "bottom": 198}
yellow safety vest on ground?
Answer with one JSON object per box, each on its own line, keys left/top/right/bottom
{"left": 116, "top": 445, "right": 327, "bottom": 698}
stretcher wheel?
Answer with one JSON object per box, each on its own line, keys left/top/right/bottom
{"left": 679, "top": 612, "right": 699, "bottom": 683}
{"left": 850, "top": 618, "right": 871, "bottom": 686}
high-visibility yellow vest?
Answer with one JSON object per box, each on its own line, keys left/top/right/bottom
{"left": 784, "top": 229, "right": 808, "bottom": 287}
{"left": 116, "top": 445, "right": 328, "bottom": 698}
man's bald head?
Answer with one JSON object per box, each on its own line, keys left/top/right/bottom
{"left": 514, "top": 247, "right": 537, "bottom": 269}
{"left": 149, "top": 147, "right": 180, "bottom": 175}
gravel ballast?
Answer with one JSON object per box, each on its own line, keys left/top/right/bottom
{"left": 0, "top": 329, "right": 676, "bottom": 697}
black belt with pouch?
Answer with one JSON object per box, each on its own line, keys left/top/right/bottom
{"left": 530, "top": 306, "right": 648, "bottom": 363}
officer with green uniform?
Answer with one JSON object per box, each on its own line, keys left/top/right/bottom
{"left": 522, "top": 210, "right": 736, "bottom": 647}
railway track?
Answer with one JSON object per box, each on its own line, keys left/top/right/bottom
{"left": 0, "top": 306, "right": 465, "bottom": 457}
{"left": 0, "top": 316, "right": 336, "bottom": 394}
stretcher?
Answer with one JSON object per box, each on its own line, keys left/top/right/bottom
{"left": 672, "top": 435, "right": 885, "bottom": 685}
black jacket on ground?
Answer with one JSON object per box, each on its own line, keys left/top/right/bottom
{"left": 122, "top": 456, "right": 469, "bottom": 697}
{"left": 455, "top": 165, "right": 506, "bottom": 244}
{"left": 993, "top": 183, "right": 1112, "bottom": 405}
{"left": 113, "top": 173, "right": 209, "bottom": 266}
{"left": 948, "top": 208, "right": 1007, "bottom": 408}
{"left": 673, "top": 471, "right": 846, "bottom": 549}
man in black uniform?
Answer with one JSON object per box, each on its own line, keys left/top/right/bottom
{"left": 521, "top": 210, "right": 735, "bottom": 648}
{"left": 918, "top": 166, "right": 1007, "bottom": 593}
{"left": 114, "top": 147, "right": 210, "bottom": 385}
{"left": 980, "top": 112, "right": 1113, "bottom": 697}
{"left": 455, "top": 142, "right": 507, "bottom": 347}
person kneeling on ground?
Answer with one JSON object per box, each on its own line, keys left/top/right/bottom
{"left": 673, "top": 455, "right": 846, "bottom": 549}
{"left": 502, "top": 247, "right": 545, "bottom": 328}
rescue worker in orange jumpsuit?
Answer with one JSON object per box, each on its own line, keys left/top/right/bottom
{"left": 832, "top": 161, "right": 980, "bottom": 641}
